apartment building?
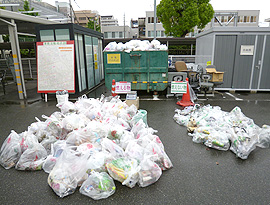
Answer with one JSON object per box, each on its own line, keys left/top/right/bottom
{"left": 145, "top": 11, "right": 166, "bottom": 38}
{"left": 74, "top": 10, "right": 99, "bottom": 27}
{"left": 100, "top": 15, "right": 118, "bottom": 27}
{"left": 100, "top": 15, "right": 132, "bottom": 39}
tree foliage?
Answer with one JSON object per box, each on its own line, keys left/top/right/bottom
{"left": 87, "top": 18, "right": 101, "bottom": 32}
{"left": 157, "top": 0, "right": 214, "bottom": 37}
{"left": 19, "top": 0, "right": 39, "bottom": 16}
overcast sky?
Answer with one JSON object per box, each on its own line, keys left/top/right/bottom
{"left": 43, "top": 0, "right": 270, "bottom": 26}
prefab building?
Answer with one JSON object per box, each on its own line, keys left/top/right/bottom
{"left": 195, "top": 27, "right": 270, "bottom": 91}
{"left": 35, "top": 23, "right": 104, "bottom": 94}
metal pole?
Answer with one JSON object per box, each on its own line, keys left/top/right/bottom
{"left": 69, "top": 0, "right": 73, "bottom": 23}
{"left": 124, "top": 13, "right": 125, "bottom": 39}
{"left": 8, "top": 19, "right": 26, "bottom": 99}
{"left": 154, "top": 0, "right": 156, "bottom": 39}
{"left": 28, "top": 59, "right": 33, "bottom": 79}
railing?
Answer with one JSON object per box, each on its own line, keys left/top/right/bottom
{"left": 168, "top": 55, "right": 196, "bottom": 67}
{"left": 0, "top": 58, "right": 36, "bottom": 79}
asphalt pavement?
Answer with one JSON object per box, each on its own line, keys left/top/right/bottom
{"left": 1, "top": 80, "right": 270, "bottom": 204}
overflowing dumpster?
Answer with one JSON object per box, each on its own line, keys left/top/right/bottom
{"left": 104, "top": 40, "right": 169, "bottom": 92}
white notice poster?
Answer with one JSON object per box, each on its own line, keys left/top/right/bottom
{"left": 37, "top": 41, "right": 75, "bottom": 93}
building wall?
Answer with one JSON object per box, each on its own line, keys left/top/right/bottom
{"left": 102, "top": 26, "right": 132, "bottom": 39}
{"left": 203, "top": 10, "right": 260, "bottom": 31}
{"left": 145, "top": 11, "right": 166, "bottom": 38}
{"left": 74, "top": 10, "right": 99, "bottom": 27}
{"left": 100, "top": 15, "right": 118, "bottom": 27}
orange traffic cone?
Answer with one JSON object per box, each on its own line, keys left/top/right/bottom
{"left": 176, "top": 78, "right": 194, "bottom": 107}
{"left": 111, "top": 79, "right": 117, "bottom": 97}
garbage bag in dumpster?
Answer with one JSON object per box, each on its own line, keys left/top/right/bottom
{"left": 79, "top": 171, "right": 116, "bottom": 200}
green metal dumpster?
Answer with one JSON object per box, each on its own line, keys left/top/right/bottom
{"left": 104, "top": 50, "right": 168, "bottom": 92}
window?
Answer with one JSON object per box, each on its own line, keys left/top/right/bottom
{"left": 148, "top": 17, "right": 154, "bottom": 23}
{"left": 148, "top": 17, "right": 160, "bottom": 23}
{"left": 253, "top": 16, "right": 257, "bottom": 22}
{"left": 148, "top": 31, "right": 154, "bottom": 37}
{"left": 228, "top": 16, "right": 234, "bottom": 23}
{"left": 40, "top": 30, "right": 54, "bottom": 41}
{"left": 112, "top": 32, "right": 115, "bottom": 38}
{"left": 221, "top": 16, "right": 224, "bottom": 22}
{"left": 119, "top": 32, "right": 123, "bottom": 38}
{"left": 238, "top": 16, "right": 243, "bottom": 23}
{"left": 247, "top": 16, "right": 250, "bottom": 22}
{"left": 79, "top": 17, "right": 86, "bottom": 20}
{"left": 104, "top": 32, "right": 108, "bottom": 38}
{"left": 156, "top": 31, "right": 161, "bottom": 37}
{"left": 161, "top": 31, "right": 165, "bottom": 37}
{"left": 55, "top": 29, "right": 70, "bottom": 41}
{"left": 244, "top": 16, "right": 247, "bottom": 23}
{"left": 107, "top": 32, "right": 112, "bottom": 38}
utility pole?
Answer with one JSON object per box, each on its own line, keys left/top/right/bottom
{"left": 154, "top": 0, "right": 156, "bottom": 39}
{"left": 124, "top": 13, "right": 125, "bottom": 39}
{"left": 69, "top": 0, "right": 73, "bottom": 23}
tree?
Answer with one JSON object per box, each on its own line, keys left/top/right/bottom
{"left": 157, "top": 0, "right": 214, "bottom": 37}
{"left": 87, "top": 18, "right": 101, "bottom": 32}
{"left": 19, "top": 0, "right": 38, "bottom": 16}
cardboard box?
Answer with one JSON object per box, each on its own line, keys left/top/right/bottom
{"left": 206, "top": 68, "right": 224, "bottom": 82}
{"left": 125, "top": 97, "right": 139, "bottom": 109}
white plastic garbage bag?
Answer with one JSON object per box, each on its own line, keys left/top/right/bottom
{"left": 79, "top": 171, "right": 116, "bottom": 200}
{"left": 0, "top": 130, "right": 22, "bottom": 169}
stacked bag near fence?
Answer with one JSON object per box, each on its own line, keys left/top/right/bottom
{"left": 173, "top": 104, "right": 270, "bottom": 159}
{"left": 103, "top": 39, "right": 168, "bottom": 52}
{"left": 0, "top": 95, "right": 173, "bottom": 199}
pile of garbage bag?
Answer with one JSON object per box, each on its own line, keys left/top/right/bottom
{"left": 103, "top": 39, "right": 168, "bottom": 52}
{"left": 173, "top": 104, "right": 270, "bottom": 159}
{"left": 0, "top": 95, "right": 173, "bottom": 199}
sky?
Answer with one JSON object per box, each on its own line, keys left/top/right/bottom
{"left": 42, "top": 0, "right": 270, "bottom": 26}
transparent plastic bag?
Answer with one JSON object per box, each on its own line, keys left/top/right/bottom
{"left": 130, "top": 110, "right": 148, "bottom": 126}
{"left": 138, "top": 155, "right": 162, "bottom": 187}
{"left": 0, "top": 130, "right": 22, "bottom": 169}
{"left": 131, "top": 119, "right": 147, "bottom": 138}
{"left": 79, "top": 171, "right": 116, "bottom": 200}
{"left": 48, "top": 146, "right": 90, "bottom": 198}
{"left": 145, "top": 141, "right": 173, "bottom": 171}
{"left": 86, "top": 151, "right": 108, "bottom": 173}
{"left": 258, "top": 125, "right": 270, "bottom": 148}
{"left": 106, "top": 157, "right": 140, "bottom": 188}
{"left": 125, "top": 140, "right": 145, "bottom": 162}
{"left": 15, "top": 138, "right": 47, "bottom": 171}
{"left": 101, "top": 138, "right": 125, "bottom": 159}
{"left": 42, "top": 155, "right": 57, "bottom": 173}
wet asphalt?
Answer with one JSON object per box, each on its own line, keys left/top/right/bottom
{"left": 1, "top": 82, "right": 270, "bottom": 205}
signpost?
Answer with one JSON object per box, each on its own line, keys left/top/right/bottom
{"left": 171, "top": 81, "right": 187, "bottom": 94}
{"left": 115, "top": 81, "right": 131, "bottom": 93}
